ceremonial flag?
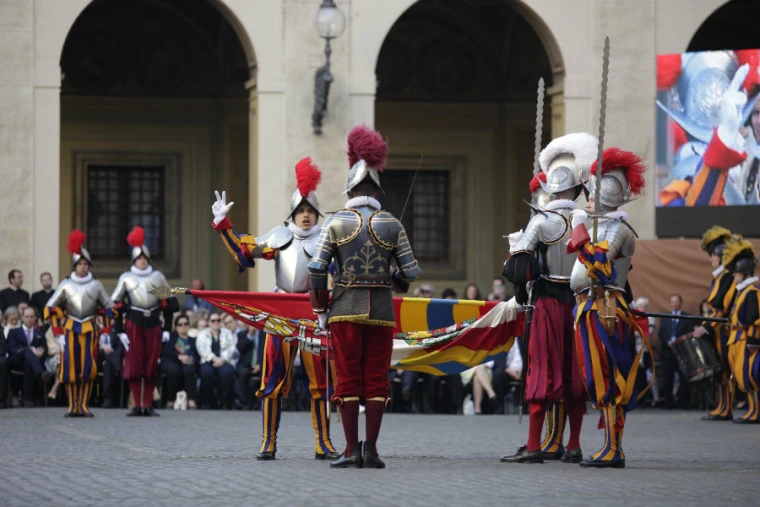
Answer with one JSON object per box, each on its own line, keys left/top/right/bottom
{"left": 183, "top": 290, "right": 524, "bottom": 375}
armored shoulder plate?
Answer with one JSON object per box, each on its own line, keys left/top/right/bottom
{"left": 512, "top": 211, "right": 568, "bottom": 252}
{"left": 327, "top": 209, "right": 363, "bottom": 245}
{"left": 368, "top": 211, "right": 402, "bottom": 250}
{"left": 302, "top": 233, "right": 319, "bottom": 258}
{"left": 256, "top": 225, "right": 294, "bottom": 251}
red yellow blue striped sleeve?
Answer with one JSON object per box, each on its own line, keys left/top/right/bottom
{"left": 684, "top": 130, "right": 746, "bottom": 207}
{"left": 212, "top": 217, "right": 276, "bottom": 270}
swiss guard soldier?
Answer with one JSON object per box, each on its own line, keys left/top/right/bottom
{"left": 308, "top": 125, "right": 421, "bottom": 469}
{"left": 501, "top": 132, "right": 597, "bottom": 464}
{"left": 212, "top": 157, "right": 340, "bottom": 460}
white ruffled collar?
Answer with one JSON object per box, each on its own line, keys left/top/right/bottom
{"left": 737, "top": 276, "right": 759, "bottom": 291}
{"left": 70, "top": 272, "right": 93, "bottom": 284}
{"left": 604, "top": 210, "right": 629, "bottom": 221}
{"left": 288, "top": 222, "right": 321, "bottom": 238}
{"left": 131, "top": 265, "right": 153, "bottom": 276}
{"left": 345, "top": 196, "right": 381, "bottom": 210}
{"left": 712, "top": 265, "right": 726, "bottom": 278}
{"left": 545, "top": 199, "right": 576, "bottom": 211}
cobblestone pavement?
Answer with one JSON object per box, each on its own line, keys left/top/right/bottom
{"left": 0, "top": 406, "right": 758, "bottom": 506}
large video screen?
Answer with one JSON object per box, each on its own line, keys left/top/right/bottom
{"left": 656, "top": 50, "right": 760, "bottom": 208}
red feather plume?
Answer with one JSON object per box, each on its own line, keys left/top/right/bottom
{"left": 529, "top": 171, "right": 547, "bottom": 193}
{"left": 657, "top": 54, "right": 682, "bottom": 91}
{"left": 67, "top": 229, "right": 86, "bottom": 255}
{"left": 736, "top": 49, "right": 760, "bottom": 92}
{"left": 590, "top": 147, "right": 646, "bottom": 196}
{"left": 295, "top": 157, "right": 321, "bottom": 197}
{"left": 347, "top": 125, "right": 388, "bottom": 172}
{"left": 127, "top": 226, "right": 145, "bottom": 247}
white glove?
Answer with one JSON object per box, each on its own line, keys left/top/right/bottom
{"left": 212, "top": 190, "right": 235, "bottom": 225}
{"left": 118, "top": 333, "right": 130, "bottom": 352}
{"left": 571, "top": 209, "right": 588, "bottom": 230}
{"left": 317, "top": 313, "right": 328, "bottom": 332}
{"left": 504, "top": 296, "right": 524, "bottom": 322}
{"left": 162, "top": 331, "right": 170, "bottom": 343}
{"left": 717, "top": 63, "right": 749, "bottom": 152}
{"left": 507, "top": 229, "right": 523, "bottom": 254}
{"left": 56, "top": 335, "right": 65, "bottom": 349}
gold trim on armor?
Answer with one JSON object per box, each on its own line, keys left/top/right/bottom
{"left": 334, "top": 209, "right": 364, "bottom": 245}
{"left": 368, "top": 211, "right": 395, "bottom": 250}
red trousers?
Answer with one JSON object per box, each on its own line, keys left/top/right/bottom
{"left": 330, "top": 322, "right": 393, "bottom": 402}
{"left": 122, "top": 320, "right": 162, "bottom": 381}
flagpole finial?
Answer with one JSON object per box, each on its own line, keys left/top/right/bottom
{"left": 149, "top": 286, "right": 188, "bottom": 299}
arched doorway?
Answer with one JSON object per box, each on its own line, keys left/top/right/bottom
{"left": 374, "top": 0, "right": 556, "bottom": 296}
{"left": 59, "top": 0, "right": 256, "bottom": 291}
{"left": 688, "top": 0, "right": 760, "bottom": 51}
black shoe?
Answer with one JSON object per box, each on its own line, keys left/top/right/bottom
{"left": 80, "top": 411, "right": 94, "bottom": 418}
{"left": 362, "top": 442, "right": 385, "bottom": 469}
{"left": 330, "top": 442, "right": 364, "bottom": 469}
{"left": 256, "top": 451, "right": 276, "bottom": 460}
{"left": 500, "top": 446, "right": 543, "bottom": 464}
{"left": 64, "top": 411, "right": 78, "bottom": 418}
{"left": 102, "top": 399, "right": 113, "bottom": 409}
{"left": 22, "top": 401, "right": 34, "bottom": 408}
{"left": 126, "top": 407, "right": 143, "bottom": 417}
{"left": 143, "top": 407, "right": 160, "bottom": 417}
{"left": 579, "top": 457, "right": 625, "bottom": 468}
{"left": 701, "top": 413, "right": 733, "bottom": 421}
{"left": 733, "top": 417, "right": 760, "bottom": 424}
{"left": 561, "top": 448, "right": 583, "bottom": 463}
{"left": 315, "top": 450, "right": 342, "bottom": 460}
{"left": 541, "top": 446, "right": 565, "bottom": 460}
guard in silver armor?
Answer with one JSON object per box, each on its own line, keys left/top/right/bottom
{"left": 212, "top": 157, "right": 340, "bottom": 461}
{"left": 566, "top": 146, "right": 649, "bottom": 468}
{"left": 45, "top": 230, "right": 116, "bottom": 418}
{"left": 501, "top": 132, "right": 597, "bottom": 465}
{"left": 111, "top": 226, "right": 178, "bottom": 417}
{"left": 308, "top": 125, "right": 420, "bottom": 469}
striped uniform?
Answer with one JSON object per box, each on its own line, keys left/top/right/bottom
{"left": 727, "top": 277, "right": 760, "bottom": 423}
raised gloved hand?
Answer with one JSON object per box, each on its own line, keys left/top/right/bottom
{"left": 162, "top": 331, "right": 170, "bottom": 343}
{"left": 56, "top": 335, "right": 65, "bottom": 349}
{"left": 718, "top": 63, "right": 749, "bottom": 153}
{"left": 571, "top": 209, "right": 588, "bottom": 230}
{"left": 507, "top": 229, "right": 523, "bottom": 254}
{"left": 212, "top": 190, "right": 235, "bottom": 225}
{"left": 118, "top": 333, "right": 130, "bottom": 352}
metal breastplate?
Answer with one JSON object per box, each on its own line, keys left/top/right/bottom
{"left": 539, "top": 208, "right": 576, "bottom": 280}
{"left": 274, "top": 233, "right": 319, "bottom": 293}
{"left": 121, "top": 272, "right": 162, "bottom": 309}
{"left": 332, "top": 208, "right": 395, "bottom": 282}
{"left": 570, "top": 217, "right": 635, "bottom": 291}
{"left": 62, "top": 279, "right": 106, "bottom": 320}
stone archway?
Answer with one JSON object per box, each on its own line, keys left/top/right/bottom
{"left": 373, "top": 0, "right": 562, "bottom": 295}
{"left": 57, "top": 0, "right": 257, "bottom": 292}
{"left": 688, "top": 0, "right": 760, "bottom": 51}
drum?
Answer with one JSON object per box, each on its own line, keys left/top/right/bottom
{"left": 672, "top": 332, "right": 722, "bottom": 382}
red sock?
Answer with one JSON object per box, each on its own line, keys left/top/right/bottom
{"left": 527, "top": 401, "right": 547, "bottom": 451}
{"left": 340, "top": 401, "right": 360, "bottom": 456}
{"left": 365, "top": 400, "right": 385, "bottom": 446}
{"left": 565, "top": 401, "right": 586, "bottom": 450}
{"left": 143, "top": 378, "right": 157, "bottom": 408}
{"left": 129, "top": 380, "right": 143, "bottom": 408}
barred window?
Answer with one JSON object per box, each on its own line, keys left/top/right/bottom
{"left": 86, "top": 166, "right": 165, "bottom": 259}
{"left": 380, "top": 170, "right": 449, "bottom": 262}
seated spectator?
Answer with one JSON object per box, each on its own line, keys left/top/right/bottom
{"left": 236, "top": 325, "right": 265, "bottom": 410}
{"left": 487, "top": 277, "right": 506, "bottom": 302}
{"left": 492, "top": 341, "right": 523, "bottom": 414}
{"left": 7, "top": 307, "right": 48, "bottom": 407}
{"left": 388, "top": 369, "right": 423, "bottom": 413}
{"left": 161, "top": 314, "right": 199, "bottom": 409}
{"left": 461, "top": 362, "right": 498, "bottom": 415}
{"left": 0, "top": 269, "right": 31, "bottom": 312}
{"left": 418, "top": 283, "right": 435, "bottom": 299}
{"left": 188, "top": 310, "right": 210, "bottom": 338}
{"left": 223, "top": 313, "right": 245, "bottom": 336}
{"left": 441, "top": 288, "right": 457, "bottom": 300}
{"left": 3, "top": 306, "right": 20, "bottom": 337}
{"left": 182, "top": 280, "right": 215, "bottom": 313}
{"left": 0, "top": 322, "right": 7, "bottom": 408}
{"left": 44, "top": 325, "right": 62, "bottom": 401}
{"left": 196, "top": 313, "right": 238, "bottom": 409}
{"left": 464, "top": 283, "right": 482, "bottom": 301}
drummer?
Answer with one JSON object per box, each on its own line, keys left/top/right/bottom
{"left": 693, "top": 226, "right": 737, "bottom": 421}
{"left": 722, "top": 238, "right": 760, "bottom": 424}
